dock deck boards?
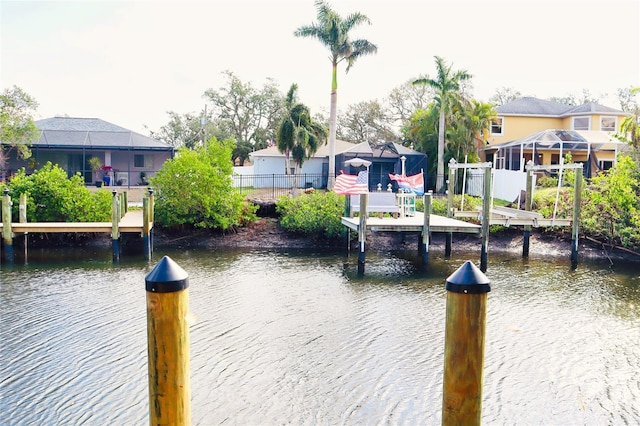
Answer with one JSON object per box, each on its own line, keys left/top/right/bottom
{"left": 0, "top": 210, "right": 149, "bottom": 234}
{"left": 341, "top": 212, "right": 481, "bottom": 234}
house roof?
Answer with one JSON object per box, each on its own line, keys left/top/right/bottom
{"left": 29, "top": 117, "right": 173, "bottom": 151}
{"left": 250, "top": 139, "right": 426, "bottom": 160}
{"left": 496, "top": 97, "right": 627, "bottom": 117}
{"left": 250, "top": 138, "right": 358, "bottom": 159}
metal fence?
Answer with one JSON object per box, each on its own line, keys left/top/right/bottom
{"left": 232, "top": 173, "right": 327, "bottom": 200}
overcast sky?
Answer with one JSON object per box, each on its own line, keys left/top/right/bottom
{"left": 2, "top": 0, "right": 639, "bottom": 135}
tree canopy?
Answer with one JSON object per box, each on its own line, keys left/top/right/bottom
{"left": 0, "top": 85, "right": 40, "bottom": 173}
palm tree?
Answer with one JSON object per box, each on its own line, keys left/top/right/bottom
{"left": 413, "top": 56, "right": 471, "bottom": 192}
{"left": 295, "top": 0, "right": 377, "bottom": 189}
{"left": 276, "top": 84, "right": 328, "bottom": 175}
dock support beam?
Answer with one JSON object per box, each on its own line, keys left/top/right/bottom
{"left": 442, "top": 261, "right": 491, "bottom": 425}
{"left": 2, "top": 188, "right": 13, "bottom": 263}
{"left": 143, "top": 196, "right": 151, "bottom": 260}
{"left": 523, "top": 161, "right": 534, "bottom": 258}
{"left": 571, "top": 165, "right": 582, "bottom": 269}
{"left": 111, "top": 190, "right": 120, "bottom": 262}
{"left": 357, "top": 193, "right": 368, "bottom": 275}
{"left": 445, "top": 162, "right": 456, "bottom": 257}
{"left": 480, "top": 166, "right": 491, "bottom": 272}
{"left": 421, "top": 191, "right": 432, "bottom": 266}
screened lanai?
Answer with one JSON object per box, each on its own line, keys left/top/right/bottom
{"left": 486, "top": 129, "right": 628, "bottom": 177}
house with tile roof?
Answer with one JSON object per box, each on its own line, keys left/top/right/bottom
{"left": 1, "top": 117, "right": 174, "bottom": 186}
{"left": 485, "top": 97, "right": 629, "bottom": 175}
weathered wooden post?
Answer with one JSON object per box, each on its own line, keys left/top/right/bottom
{"left": 480, "top": 166, "right": 491, "bottom": 272}
{"left": 111, "top": 190, "right": 120, "bottom": 262}
{"left": 445, "top": 161, "right": 456, "bottom": 257}
{"left": 19, "top": 193, "right": 27, "bottom": 259}
{"left": 571, "top": 164, "right": 583, "bottom": 269}
{"left": 358, "top": 193, "right": 368, "bottom": 275}
{"left": 149, "top": 188, "right": 155, "bottom": 256}
{"left": 145, "top": 255, "right": 191, "bottom": 426}
{"left": 2, "top": 188, "right": 13, "bottom": 263}
{"left": 442, "top": 260, "right": 491, "bottom": 426}
{"left": 344, "top": 195, "right": 351, "bottom": 252}
{"left": 143, "top": 194, "right": 152, "bottom": 260}
{"left": 523, "top": 161, "right": 534, "bottom": 258}
{"left": 421, "top": 191, "right": 432, "bottom": 266}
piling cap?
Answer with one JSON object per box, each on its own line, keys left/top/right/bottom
{"left": 145, "top": 255, "right": 189, "bottom": 293}
{"left": 446, "top": 260, "right": 491, "bottom": 294}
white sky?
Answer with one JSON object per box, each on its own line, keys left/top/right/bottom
{"left": 2, "top": 0, "right": 639, "bottom": 135}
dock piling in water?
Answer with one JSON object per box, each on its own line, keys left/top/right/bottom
{"left": 442, "top": 261, "right": 490, "bottom": 425}
{"left": 145, "top": 255, "right": 191, "bottom": 426}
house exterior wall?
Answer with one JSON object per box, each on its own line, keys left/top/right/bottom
{"left": 251, "top": 156, "right": 325, "bottom": 175}
{"left": 489, "top": 116, "right": 563, "bottom": 145}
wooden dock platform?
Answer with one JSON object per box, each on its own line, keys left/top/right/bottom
{"left": 341, "top": 212, "right": 481, "bottom": 234}
{"left": 0, "top": 210, "right": 149, "bottom": 234}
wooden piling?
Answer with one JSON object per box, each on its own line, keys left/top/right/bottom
{"left": 2, "top": 188, "right": 13, "bottom": 263}
{"left": 149, "top": 189, "right": 155, "bottom": 256}
{"left": 19, "top": 193, "right": 27, "bottom": 259}
{"left": 523, "top": 161, "right": 534, "bottom": 258}
{"left": 145, "top": 256, "right": 191, "bottom": 426}
{"left": 344, "top": 195, "right": 351, "bottom": 252}
{"left": 358, "top": 193, "right": 368, "bottom": 275}
{"left": 571, "top": 165, "right": 582, "bottom": 269}
{"left": 143, "top": 196, "right": 151, "bottom": 260}
{"left": 442, "top": 261, "right": 491, "bottom": 426}
{"left": 480, "top": 167, "right": 491, "bottom": 272}
{"left": 445, "top": 164, "right": 455, "bottom": 257}
{"left": 421, "top": 191, "right": 432, "bottom": 266}
{"left": 111, "top": 190, "right": 120, "bottom": 262}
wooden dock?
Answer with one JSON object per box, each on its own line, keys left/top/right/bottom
{"left": 0, "top": 210, "right": 149, "bottom": 234}
{"left": 2, "top": 190, "right": 155, "bottom": 264}
{"left": 341, "top": 212, "right": 480, "bottom": 234}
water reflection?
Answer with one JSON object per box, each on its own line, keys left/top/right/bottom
{"left": 1, "top": 248, "right": 638, "bottom": 425}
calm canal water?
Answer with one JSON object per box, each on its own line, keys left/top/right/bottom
{"left": 1, "top": 246, "right": 639, "bottom": 425}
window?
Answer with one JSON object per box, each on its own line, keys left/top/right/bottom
{"left": 134, "top": 154, "right": 145, "bottom": 168}
{"left": 572, "top": 116, "right": 590, "bottom": 130}
{"left": 598, "top": 160, "right": 614, "bottom": 171}
{"left": 490, "top": 117, "right": 504, "bottom": 135}
{"left": 600, "top": 116, "right": 617, "bottom": 131}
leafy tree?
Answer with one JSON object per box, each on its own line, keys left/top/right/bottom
{"left": 385, "top": 77, "right": 434, "bottom": 125}
{"left": 295, "top": 0, "right": 377, "bottom": 189}
{"left": 203, "top": 70, "right": 284, "bottom": 165}
{"left": 413, "top": 56, "right": 472, "bottom": 192}
{"left": 0, "top": 85, "right": 40, "bottom": 176}
{"left": 150, "top": 137, "right": 257, "bottom": 230}
{"left": 337, "top": 100, "right": 398, "bottom": 143}
{"left": 276, "top": 84, "right": 327, "bottom": 174}
{"left": 615, "top": 86, "right": 640, "bottom": 163}
{"left": 581, "top": 155, "right": 640, "bottom": 251}
{"left": 548, "top": 89, "right": 601, "bottom": 106}
{"left": 150, "top": 110, "right": 208, "bottom": 149}
{"left": 403, "top": 105, "right": 439, "bottom": 186}
{"left": 489, "top": 87, "right": 521, "bottom": 106}
{"left": 3, "top": 162, "right": 111, "bottom": 222}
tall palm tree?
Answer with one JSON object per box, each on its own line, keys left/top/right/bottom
{"left": 295, "top": 0, "right": 377, "bottom": 189}
{"left": 276, "top": 84, "right": 328, "bottom": 175}
{"left": 413, "top": 56, "right": 471, "bottom": 192}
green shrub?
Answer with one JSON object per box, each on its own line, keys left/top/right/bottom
{"left": 4, "top": 162, "right": 111, "bottom": 222}
{"left": 537, "top": 175, "right": 558, "bottom": 188}
{"left": 276, "top": 191, "right": 344, "bottom": 239}
{"left": 150, "top": 138, "right": 257, "bottom": 230}
{"left": 581, "top": 155, "right": 640, "bottom": 250}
